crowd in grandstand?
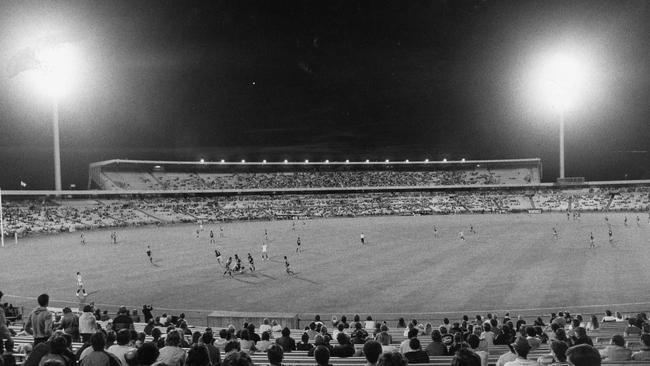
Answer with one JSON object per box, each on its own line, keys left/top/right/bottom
{"left": 3, "top": 291, "right": 650, "bottom": 366}
{"left": 2, "top": 187, "right": 649, "bottom": 237}
{"left": 99, "top": 167, "right": 537, "bottom": 191}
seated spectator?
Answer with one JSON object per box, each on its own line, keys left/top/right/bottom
{"left": 3, "top": 338, "right": 16, "bottom": 366}
{"left": 185, "top": 345, "right": 210, "bottom": 366}
{"left": 259, "top": 319, "right": 272, "bottom": 334}
{"left": 601, "top": 310, "right": 617, "bottom": 323}
{"left": 143, "top": 320, "right": 155, "bottom": 336}
{"left": 467, "top": 335, "right": 487, "bottom": 366}
{"left": 403, "top": 338, "right": 429, "bottom": 364}
{"left": 107, "top": 329, "right": 134, "bottom": 366}
{"left": 130, "top": 310, "right": 140, "bottom": 323}
{"left": 200, "top": 332, "right": 221, "bottom": 366}
{"left": 599, "top": 334, "right": 632, "bottom": 361}
{"left": 398, "top": 328, "right": 418, "bottom": 353}
{"left": 308, "top": 335, "right": 332, "bottom": 357}
{"left": 332, "top": 323, "right": 345, "bottom": 341}
{"left": 377, "top": 351, "right": 407, "bottom": 366}
{"left": 135, "top": 342, "right": 159, "bottom": 366}
{"left": 306, "top": 323, "right": 319, "bottom": 339}
{"left": 80, "top": 332, "right": 121, "bottom": 366}
{"left": 271, "top": 321, "right": 282, "bottom": 333}
{"left": 451, "top": 348, "right": 482, "bottom": 366}
{"left": 524, "top": 326, "right": 540, "bottom": 351}
{"left": 480, "top": 323, "right": 494, "bottom": 346}
{"left": 554, "top": 329, "right": 572, "bottom": 347}
{"left": 274, "top": 327, "right": 295, "bottom": 353}
{"left": 156, "top": 330, "right": 187, "bottom": 366}
{"left": 313, "top": 345, "right": 332, "bottom": 366}
{"left": 632, "top": 333, "right": 650, "bottom": 361}
{"left": 296, "top": 333, "right": 313, "bottom": 351}
{"left": 266, "top": 344, "right": 283, "bottom": 366}
{"left": 256, "top": 331, "right": 273, "bottom": 352}
{"left": 223, "top": 340, "right": 241, "bottom": 356}
{"left": 58, "top": 308, "right": 80, "bottom": 342}
{"left": 362, "top": 340, "right": 382, "bottom": 366}
{"left": 238, "top": 329, "right": 256, "bottom": 354}
{"left": 536, "top": 340, "right": 568, "bottom": 366}
{"left": 425, "top": 330, "right": 446, "bottom": 356}
{"left": 364, "top": 316, "right": 376, "bottom": 331}
{"left": 37, "top": 335, "right": 74, "bottom": 366}
{"left": 113, "top": 307, "right": 135, "bottom": 333}
{"left": 330, "top": 333, "right": 354, "bottom": 358}
{"left": 374, "top": 329, "right": 395, "bottom": 354}
{"left": 571, "top": 327, "right": 592, "bottom": 346}
{"left": 585, "top": 315, "right": 599, "bottom": 331}
{"left": 566, "top": 344, "right": 601, "bottom": 366}
{"left": 350, "top": 323, "right": 368, "bottom": 344}
{"left": 221, "top": 351, "right": 253, "bottom": 366}
{"left": 502, "top": 336, "right": 537, "bottom": 366}
{"left": 624, "top": 318, "right": 642, "bottom": 337}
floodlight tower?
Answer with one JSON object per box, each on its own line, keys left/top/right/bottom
{"left": 36, "top": 43, "right": 80, "bottom": 191}
{"left": 539, "top": 54, "right": 584, "bottom": 179}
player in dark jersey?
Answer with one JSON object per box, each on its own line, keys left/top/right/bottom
{"left": 608, "top": 228, "right": 613, "bottom": 243}
{"left": 80, "top": 232, "right": 86, "bottom": 245}
{"left": 247, "top": 253, "right": 255, "bottom": 272}
{"left": 296, "top": 236, "right": 302, "bottom": 253}
{"left": 223, "top": 257, "right": 233, "bottom": 277}
{"left": 210, "top": 230, "right": 215, "bottom": 244}
{"left": 589, "top": 232, "right": 595, "bottom": 249}
{"left": 146, "top": 245, "right": 153, "bottom": 264}
{"left": 552, "top": 228, "right": 558, "bottom": 240}
{"left": 234, "top": 254, "right": 243, "bottom": 273}
{"left": 284, "top": 256, "right": 295, "bottom": 275}
{"left": 624, "top": 216, "right": 628, "bottom": 227}
{"left": 215, "top": 249, "right": 222, "bottom": 265}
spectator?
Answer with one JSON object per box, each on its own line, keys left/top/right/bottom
{"left": 451, "top": 348, "right": 482, "bottom": 366}
{"left": 275, "top": 327, "right": 295, "bottom": 353}
{"left": 38, "top": 335, "right": 74, "bottom": 366}
{"left": 107, "top": 329, "right": 134, "bottom": 366}
{"left": 79, "top": 305, "right": 98, "bottom": 342}
{"left": 271, "top": 321, "right": 282, "bottom": 333}
{"left": 25, "top": 294, "right": 54, "bottom": 345}
{"left": 601, "top": 310, "right": 617, "bottom": 323}
{"left": 398, "top": 328, "right": 418, "bottom": 354}
{"left": 350, "top": 323, "right": 368, "bottom": 345}
{"left": 585, "top": 315, "right": 599, "bottom": 331}
{"left": 364, "top": 316, "right": 375, "bottom": 331}
{"left": 256, "top": 331, "right": 273, "bottom": 352}
{"left": 571, "top": 327, "right": 592, "bottom": 346}
{"left": 3, "top": 338, "right": 16, "bottom": 366}
{"left": 185, "top": 345, "right": 209, "bottom": 366}
{"left": 502, "top": 336, "right": 537, "bottom": 366}
{"left": 296, "top": 333, "right": 313, "bottom": 351}
{"left": 396, "top": 318, "right": 406, "bottom": 329}
{"left": 130, "top": 311, "right": 140, "bottom": 324}
{"left": 480, "top": 323, "right": 494, "bottom": 347}
{"left": 80, "top": 332, "right": 121, "bottom": 366}
{"left": 524, "top": 326, "right": 540, "bottom": 351}
{"left": 0, "top": 291, "right": 12, "bottom": 342}
{"left": 58, "top": 308, "right": 80, "bottom": 342}
{"left": 330, "top": 333, "right": 354, "bottom": 358}
{"left": 313, "top": 345, "right": 332, "bottom": 366}
{"left": 466, "top": 335, "right": 487, "bottom": 366}
{"left": 266, "top": 344, "right": 283, "bottom": 366}
{"left": 156, "top": 330, "right": 187, "bottom": 366}
{"left": 403, "top": 338, "right": 429, "bottom": 364}
{"left": 632, "top": 333, "right": 650, "bottom": 361}
{"left": 624, "top": 318, "right": 642, "bottom": 337}
{"left": 424, "top": 330, "right": 446, "bottom": 356}
{"left": 566, "top": 344, "right": 601, "bottom": 366}
{"left": 374, "top": 328, "right": 395, "bottom": 354}
{"left": 223, "top": 340, "right": 241, "bottom": 355}
{"left": 536, "top": 340, "right": 568, "bottom": 366}
{"left": 135, "top": 343, "right": 159, "bottom": 366}
{"left": 112, "top": 308, "right": 135, "bottom": 333}
{"left": 599, "top": 334, "right": 632, "bottom": 361}
{"left": 141, "top": 306, "right": 153, "bottom": 324}
{"left": 238, "top": 329, "right": 256, "bottom": 354}
{"left": 259, "top": 319, "right": 271, "bottom": 334}
{"left": 221, "top": 351, "right": 253, "bottom": 366}
{"left": 362, "top": 340, "right": 382, "bottom": 366}
{"left": 200, "top": 331, "right": 221, "bottom": 366}
{"left": 306, "top": 323, "right": 318, "bottom": 339}
{"left": 377, "top": 352, "right": 407, "bottom": 366}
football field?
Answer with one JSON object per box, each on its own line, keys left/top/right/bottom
{"left": 2, "top": 212, "right": 649, "bottom": 325}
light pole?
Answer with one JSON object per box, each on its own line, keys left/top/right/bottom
{"left": 52, "top": 96, "right": 62, "bottom": 191}
{"left": 559, "top": 107, "right": 565, "bottom": 179}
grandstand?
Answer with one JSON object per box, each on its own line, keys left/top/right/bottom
{"left": 87, "top": 158, "right": 543, "bottom": 191}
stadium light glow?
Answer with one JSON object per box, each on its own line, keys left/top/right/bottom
{"left": 532, "top": 52, "right": 591, "bottom": 179}
{"left": 262, "top": 159, "right": 267, "bottom": 164}
{"left": 325, "top": 160, "right": 329, "bottom": 164}
{"left": 405, "top": 159, "right": 409, "bottom": 163}
{"left": 461, "top": 158, "right": 466, "bottom": 162}
{"left": 443, "top": 158, "right": 447, "bottom": 162}
{"left": 385, "top": 159, "right": 390, "bottom": 163}
{"left": 200, "top": 158, "right": 205, "bottom": 164}
{"left": 365, "top": 159, "right": 370, "bottom": 163}
{"left": 220, "top": 159, "right": 225, "bottom": 163}
{"left": 425, "top": 159, "right": 429, "bottom": 163}
{"left": 241, "top": 159, "right": 246, "bottom": 163}
{"left": 305, "top": 159, "right": 309, "bottom": 164}
{"left": 34, "top": 43, "right": 82, "bottom": 99}
{"left": 345, "top": 160, "right": 349, "bottom": 164}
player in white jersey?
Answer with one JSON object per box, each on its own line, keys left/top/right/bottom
{"left": 360, "top": 232, "right": 365, "bottom": 245}
{"left": 459, "top": 231, "right": 465, "bottom": 241}
{"left": 261, "top": 241, "right": 269, "bottom": 260}
{"left": 76, "top": 272, "right": 87, "bottom": 297}
{"left": 80, "top": 232, "right": 86, "bottom": 245}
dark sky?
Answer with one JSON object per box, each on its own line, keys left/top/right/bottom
{"left": 0, "top": 0, "right": 648, "bottom": 189}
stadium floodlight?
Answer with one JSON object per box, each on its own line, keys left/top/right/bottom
{"left": 283, "top": 159, "right": 288, "bottom": 164}
{"left": 200, "top": 158, "right": 205, "bottom": 164}
{"left": 443, "top": 158, "right": 447, "bottom": 162}
{"left": 461, "top": 158, "right": 466, "bottom": 162}
{"left": 305, "top": 159, "right": 309, "bottom": 164}
{"left": 220, "top": 159, "right": 225, "bottom": 163}
{"left": 365, "top": 159, "right": 370, "bottom": 163}
{"left": 262, "top": 159, "right": 267, "bottom": 164}
{"left": 325, "top": 160, "right": 329, "bottom": 164}
{"left": 425, "top": 159, "right": 429, "bottom": 163}
{"left": 385, "top": 159, "right": 389, "bottom": 163}
{"left": 405, "top": 159, "right": 409, "bottom": 163}
{"left": 345, "top": 160, "right": 349, "bottom": 164}
{"left": 534, "top": 52, "right": 589, "bottom": 179}
{"left": 241, "top": 159, "right": 246, "bottom": 163}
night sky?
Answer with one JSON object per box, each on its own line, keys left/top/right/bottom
{"left": 0, "top": 0, "right": 648, "bottom": 189}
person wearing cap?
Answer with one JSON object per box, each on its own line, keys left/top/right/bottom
{"left": 599, "top": 334, "right": 632, "bottom": 361}
{"left": 403, "top": 338, "right": 430, "bottom": 364}
{"left": 566, "top": 344, "right": 601, "bottom": 366}
{"left": 502, "top": 336, "right": 537, "bottom": 366}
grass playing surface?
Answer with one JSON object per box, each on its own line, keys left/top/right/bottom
{"left": 2, "top": 212, "right": 649, "bottom": 325}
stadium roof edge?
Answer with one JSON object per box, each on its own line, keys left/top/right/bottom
{"left": 89, "top": 158, "right": 542, "bottom": 167}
